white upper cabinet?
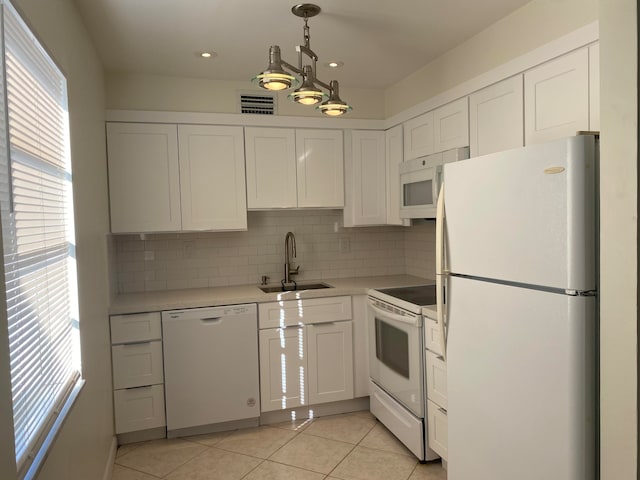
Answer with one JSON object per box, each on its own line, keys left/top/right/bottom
{"left": 589, "top": 43, "right": 600, "bottom": 132}
{"left": 433, "top": 97, "right": 469, "bottom": 153}
{"left": 403, "top": 111, "right": 434, "bottom": 161}
{"left": 403, "top": 98, "right": 469, "bottom": 161}
{"left": 178, "top": 125, "right": 247, "bottom": 231}
{"left": 469, "top": 75, "right": 524, "bottom": 157}
{"left": 524, "top": 48, "right": 589, "bottom": 145}
{"left": 244, "top": 127, "right": 297, "bottom": 208}
{"left": 385, "top": 125, "right": 409, "bottom": 226}
{"left": 107, "top": 122, "right": 247, "bottom": 233}
{"left": 245, "top": 128, "right": 344, "bottom": 209}
{"left": 107, "top": 123, "right": 181, "bottom": 233}
{"left": 344, "top": 130, "right": 386, "bottom": 226}
{"left": 296, "top": 129, "right": 344, "bottom": 208}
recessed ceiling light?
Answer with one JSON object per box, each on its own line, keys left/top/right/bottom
{"left": 198, "top": 51, "right": 216, "bottom": 59}
{"left": 325, "top": 61, "right": 344, "bottom": 68}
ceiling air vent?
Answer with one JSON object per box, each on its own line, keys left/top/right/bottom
{"left": 239, "top": 92, "right": 277, "bottom": 115}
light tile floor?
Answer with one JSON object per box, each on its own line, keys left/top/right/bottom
{"left": 112, "top": 411, "right": 447, "bottom": 480}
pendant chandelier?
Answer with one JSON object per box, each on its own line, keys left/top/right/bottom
{"left": 252, "top": 3, "right": 352, "bottom": 117}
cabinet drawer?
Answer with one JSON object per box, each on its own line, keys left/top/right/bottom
{"left": 112, "top": 341, "right": 164, "bottom": 389}
{"left": 425, "top": 350, "right": 447, "bottom": 408}
{"left": 110, "top": 312, "right": 162, "bottom": 344}
{"left": 259, "top": 296, "right": 352, "bottom": 329}
{"left": 427, "top": 399, "right": 448, "bottom": 461}
{"left": 114, "top": 384, "right": 166, "bottom": 434}
{"left": 424, "top": 315, "right": 443, "bottom": 356}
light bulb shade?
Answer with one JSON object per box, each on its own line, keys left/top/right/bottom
{"left": 317, "top": 80, "right": 352, "bottom": 116}
{"left": 251, "top": 46, "right": 299, "bottom": 91}
{"left": 288, "top": 65, "right": 327, "bottom": 105}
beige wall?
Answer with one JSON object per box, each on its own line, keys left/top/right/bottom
{"left": 10, "top": 0, "right": 113, "bottom": 479}
{"left": 385, "top": 0, "right": 599, "bottom": 117}
{"left": 105, "top": 72, "right": 386, "bottom": 119}
{"left": 599, "top": 0, "right": 638, "bottom": 477}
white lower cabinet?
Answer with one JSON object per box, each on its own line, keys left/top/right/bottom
{"left": 424, "top": 308, "right": 447, "bottom": 460}
{"left": 307, "top": 321, "right": 354, "bottom": 404}
{"left": 110, "top": 312, "right": 166, "bottom": 435}
{"left": 258, "top": 296, "right": 354, "bottom": 413}
{"left": 427, "top": 399, "right": 448, "bottom": 461}
{"left": 259, "top": 326, "right": 307, "bottom": 412}
{"left": 114, "top": 385, "right": 166, "bottom": 434}
{"left": 425, "top": 351, "right": 448, "bottom": 409}
{"left": 112, "top": 341, "right": 164, "bottom": 390}
{"left": 424, "top": 315, "right": 444, "bottom": 357}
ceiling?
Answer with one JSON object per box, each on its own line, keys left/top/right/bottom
{"left": 72, "top": 0, "right": 533, "bottom": 90}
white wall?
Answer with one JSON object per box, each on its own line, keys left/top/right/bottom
{"left": 384, "top": 0, "right": 599, "bottom": 117}
{"left": 9, "top": 0, "right": 114, "bottom": 479}
{"left": 105, "top": 72, "right": 386, "bottom": 120}
{"left": 598, "top": 0, "right": 638, "bottom": 477}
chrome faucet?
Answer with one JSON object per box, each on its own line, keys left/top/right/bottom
{"left": 283, "top": 231, "right": 300, "bottom": 284}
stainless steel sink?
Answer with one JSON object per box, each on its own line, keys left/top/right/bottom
{"left": 259, "top": 282, "right": 333, "bottom": 293}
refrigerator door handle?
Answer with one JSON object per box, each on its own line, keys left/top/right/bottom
{"left": 432, "top": 165, "right": 443, "bottom": 208}
{"left": 435, "top": 183, "right": 447, "bottom": 360}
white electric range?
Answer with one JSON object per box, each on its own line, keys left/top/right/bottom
{"left": 367, "top": 284, "right": 440, "bottom": 462}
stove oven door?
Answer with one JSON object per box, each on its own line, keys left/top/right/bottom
{"left": 368, "top": 296, "right": 424, "bottom": 418}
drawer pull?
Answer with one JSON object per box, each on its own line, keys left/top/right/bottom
{"left": 124, "top": 385, "right": 154, "bottom": 391}
{"left": 121, "top": 340, "right": 153, "bottom": 347}
{"left": 438, "top": 407, "right": 447, "bottom": 415}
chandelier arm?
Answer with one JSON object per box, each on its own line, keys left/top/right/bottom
{"left": 296, "top": 45, "right": 318, "bottom": 62}
{"left": 280, "top": 59, "right": 303, "bottom": 76}
{"left": 314, "top": 78, "right": 332, "bottom": 91}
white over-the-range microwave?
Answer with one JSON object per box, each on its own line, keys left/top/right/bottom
{"left": 399, "top": 147, "right": 470, "bottom": 219}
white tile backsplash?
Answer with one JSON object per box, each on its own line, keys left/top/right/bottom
{"left": 112, "top": 211, "right": 436, "bottom": 293}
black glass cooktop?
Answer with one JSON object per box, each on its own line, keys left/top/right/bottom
{"left": 377, "top": 284, "right": 437, "bottom": 306}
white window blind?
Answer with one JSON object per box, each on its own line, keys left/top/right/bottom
{"left": 0, "top": 2, "right": 81, "bottom": 477}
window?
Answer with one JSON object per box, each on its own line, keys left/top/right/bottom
{"left": 0, "top": 2, "right": 82, "bottom": 478}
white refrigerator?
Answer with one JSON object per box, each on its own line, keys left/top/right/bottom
{"left": 437, "top": 135, "right": 597, "bottom": 480}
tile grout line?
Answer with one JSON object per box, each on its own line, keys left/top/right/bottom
{"left": 324, "top": 418, "right": 377, "bottom": 479}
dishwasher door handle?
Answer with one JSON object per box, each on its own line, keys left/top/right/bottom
{"left": 200, "top": 317, "right": 222, "bottom": 325}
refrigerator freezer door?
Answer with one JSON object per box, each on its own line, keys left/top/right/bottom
{"left": 446, "top": 276, "right": 595, "bottom": 480}
{"left": 443, "top": 135, "right": 596, "bottom": 291}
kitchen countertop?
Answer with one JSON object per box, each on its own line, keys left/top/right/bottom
{"left": 109, "top": 274, "right": 433, "bottom": 315}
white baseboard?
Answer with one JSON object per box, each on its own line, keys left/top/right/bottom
{"left": 102, "top": 436, "right": 117, "bottom": 480}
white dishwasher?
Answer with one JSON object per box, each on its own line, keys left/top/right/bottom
{"left": 162, "top": 303, "right": 259, "bottom": 436}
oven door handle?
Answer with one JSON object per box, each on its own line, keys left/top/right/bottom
{"left": 368, "top": 302, "right": 421, "bottom": 327}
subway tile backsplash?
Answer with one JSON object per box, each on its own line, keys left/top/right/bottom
{"left": 112, "top": 210, "right": 436, "bottom": 294}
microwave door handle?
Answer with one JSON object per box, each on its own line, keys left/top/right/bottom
{"left": 435, "top": 183, "right": 447, "bottom": 360}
